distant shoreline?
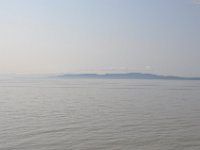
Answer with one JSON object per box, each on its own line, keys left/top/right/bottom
{"left": 54, "top": 73, "right": 200, "bottom": 80}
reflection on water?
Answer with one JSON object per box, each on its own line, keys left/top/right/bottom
{"left": 0, "top": 79, "right": 200, "bottom": 150}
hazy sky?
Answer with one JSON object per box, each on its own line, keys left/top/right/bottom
{"left": 0, "top": 0, "right": 199, "bottom": 76}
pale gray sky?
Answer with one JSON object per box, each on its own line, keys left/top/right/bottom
{"left": 0, "top": 0, "right": 199, "bottom": 76}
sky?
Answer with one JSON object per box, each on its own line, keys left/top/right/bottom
{"left": 0, "top": 0, "right": 199, "bottom": 76}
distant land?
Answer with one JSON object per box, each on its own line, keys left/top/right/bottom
{"left": 55, "top": 73, "right": 200, "bottom": 80}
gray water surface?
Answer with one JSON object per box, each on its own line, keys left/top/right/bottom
{"left": 0, "top": 79, "right": 200, "bottom": 150}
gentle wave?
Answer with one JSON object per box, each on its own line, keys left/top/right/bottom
{"left": 0, "top": 79, "right": 200, "bottom": 149}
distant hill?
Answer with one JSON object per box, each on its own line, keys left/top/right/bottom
{"left": 55, "top": 73, "right": 200, "bottom": 80}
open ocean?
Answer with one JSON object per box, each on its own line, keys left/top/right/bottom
{"left": 0, "top": 79, "right": 200, "bottom": 150}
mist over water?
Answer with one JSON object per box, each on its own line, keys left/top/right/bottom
{"left": 0, "top": 79, "right": 200, "bottom": 150}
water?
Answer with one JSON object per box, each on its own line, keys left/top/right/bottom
{"left": 0, "top": 79, "right": 200, "bottom": 150}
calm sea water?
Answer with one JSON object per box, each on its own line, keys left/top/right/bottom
{"left": 0, "top": 79, "right": 200, "bottom": 150}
